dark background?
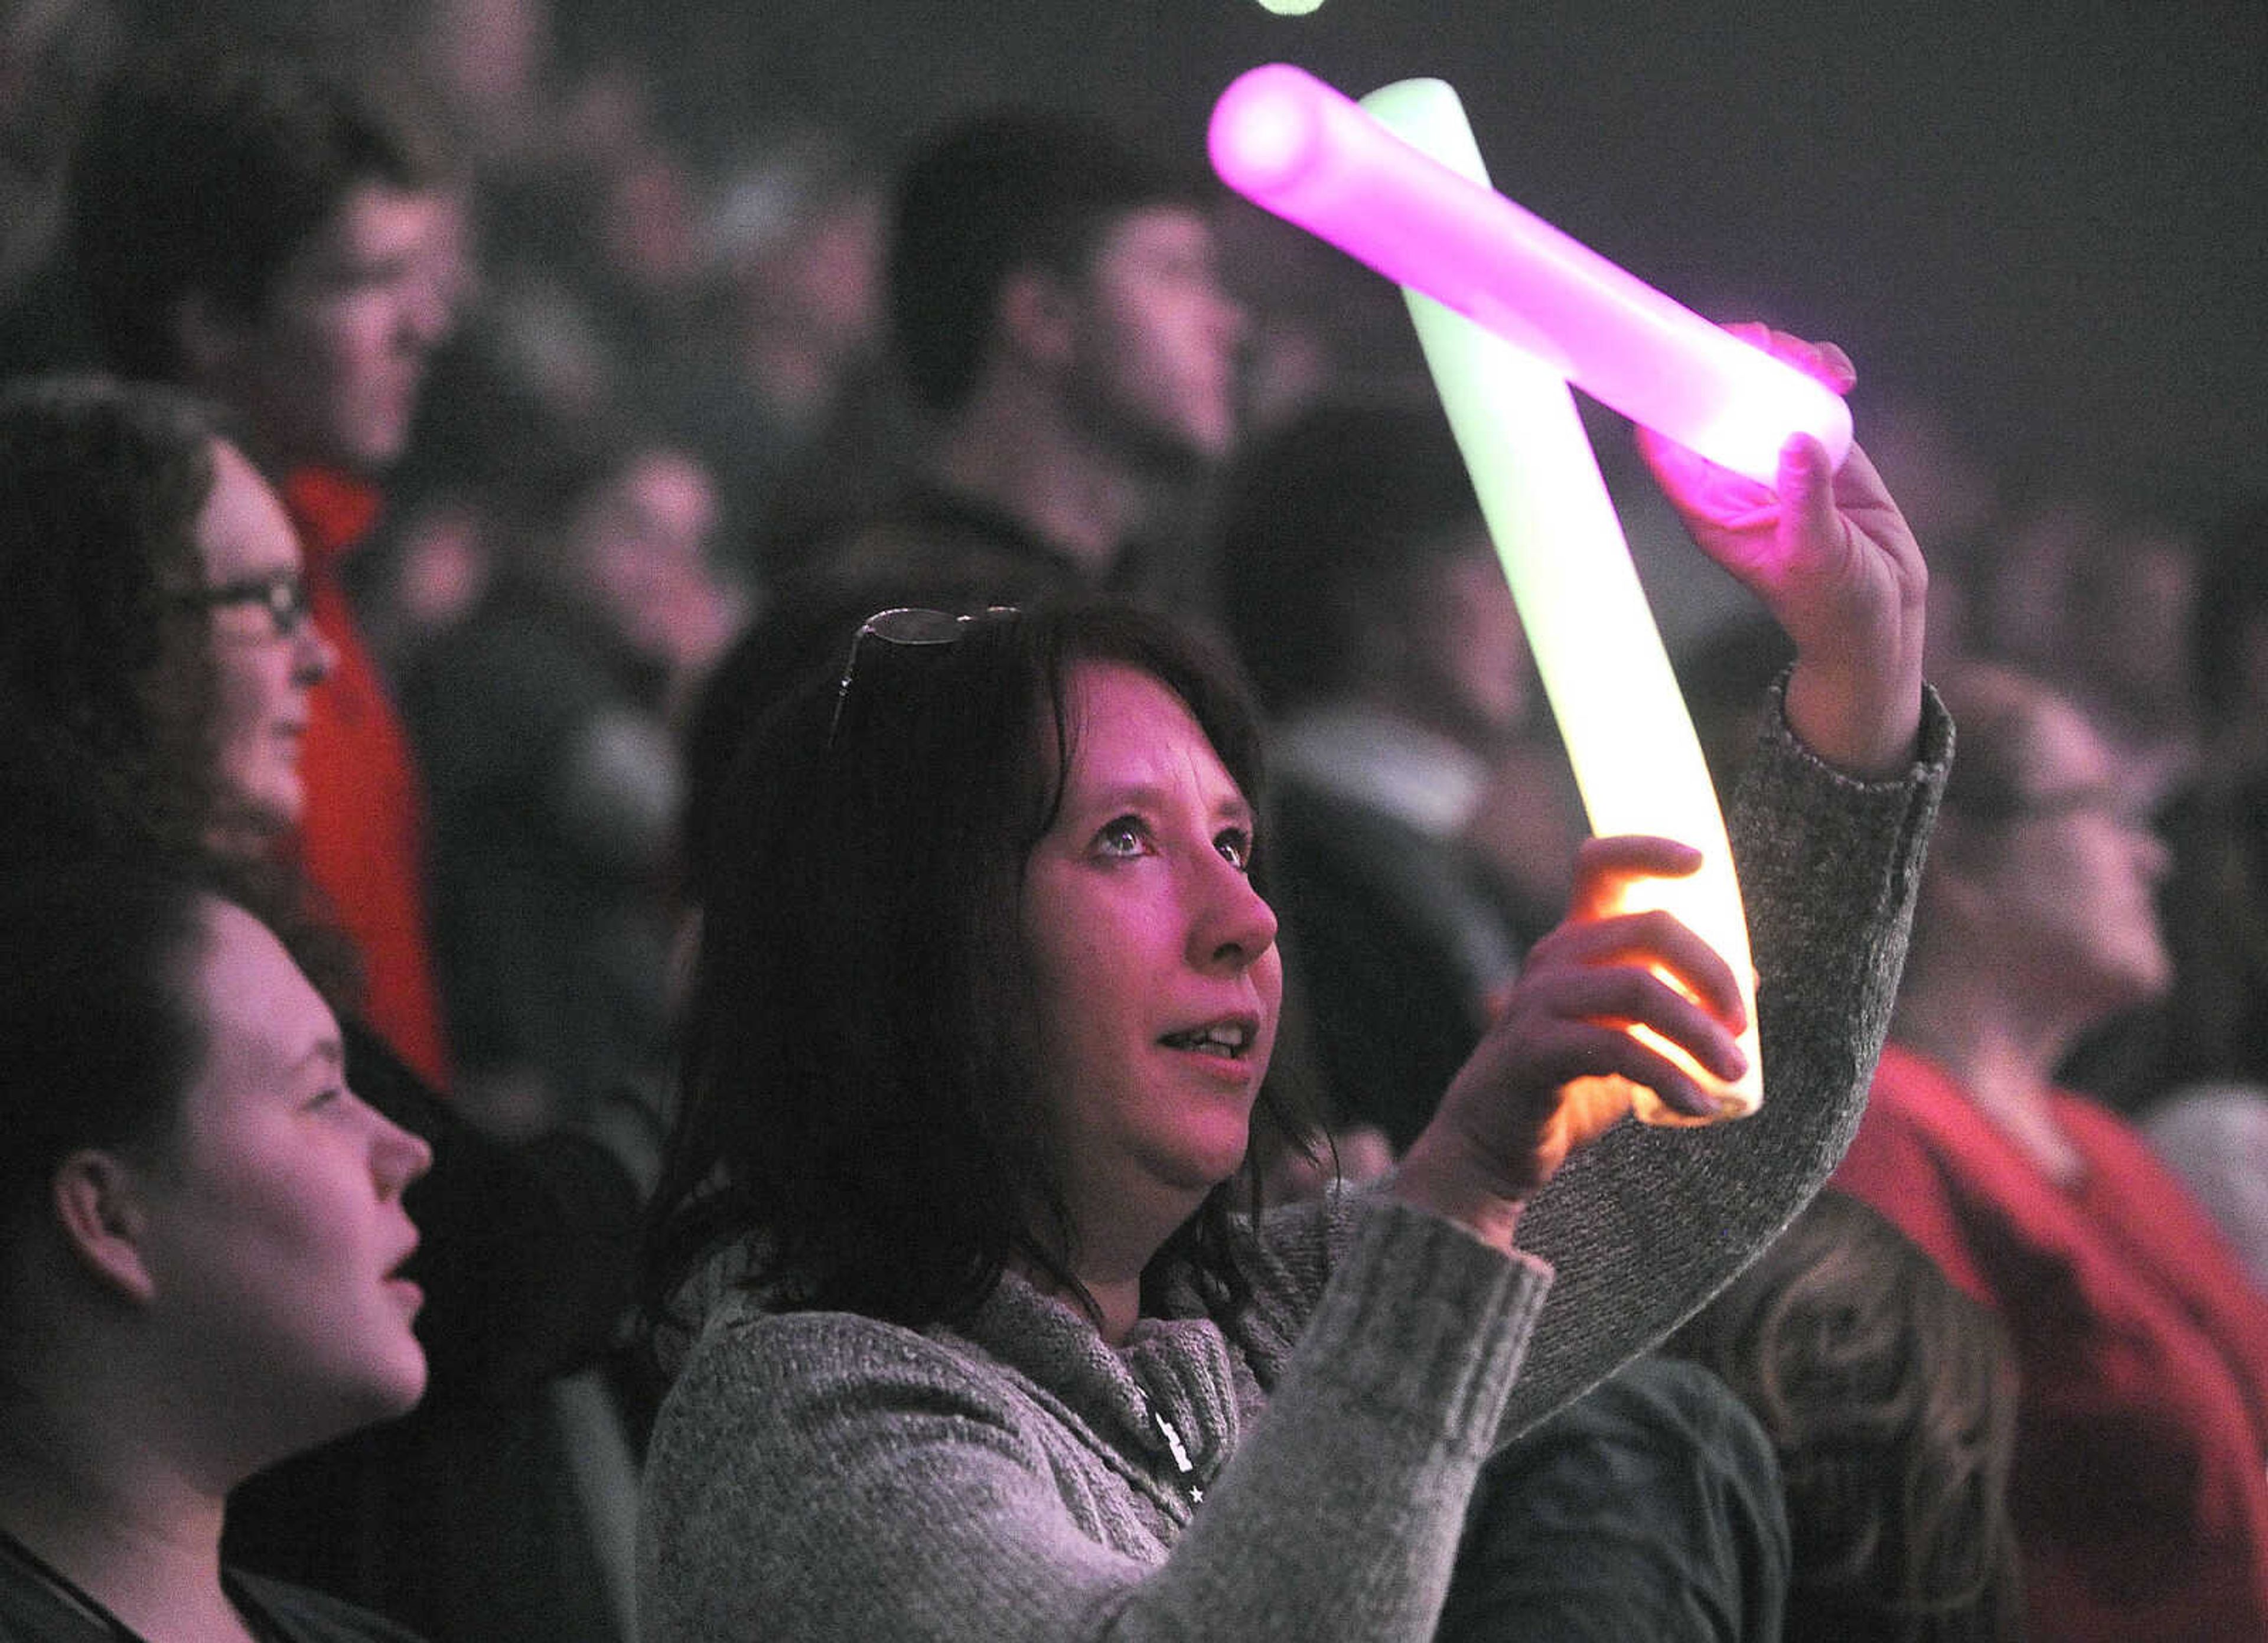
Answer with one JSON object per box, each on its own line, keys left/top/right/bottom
{"left": 643, "top": 0, "right": 2265, "bottom": 527}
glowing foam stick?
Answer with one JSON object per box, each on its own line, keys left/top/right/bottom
{"left": 1361, "top": 76, "right": 1763, "bottom": 1123}
{"left": 1209, "top": 63, "right": 1848, "bottom": 487}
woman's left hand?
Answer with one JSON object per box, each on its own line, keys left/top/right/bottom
{"left": 1392, "top": 835, "right": 1748, "bottom": 1251}
{"left": 1637, "top": 328, "right": 1927, "bottom": 779}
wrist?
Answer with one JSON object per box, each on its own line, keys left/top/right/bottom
{"left": 1390, "top": 1135, "right": 1528, "bottom": 1253}
{"left": 1784, "top": 657, "right": 1923, "bottom": 780}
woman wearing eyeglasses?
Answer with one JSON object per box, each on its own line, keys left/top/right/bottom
{"left": 0, "top": 377, "right": 334, "bottom": 859}
{"left": 0, "top": 374, "right": 644, "bottom": 1638}
{"left": 640, "top": 338, "right": 1948, "bottom": 1639}
{"left": 1831, "top": 661, "right": 2268, "bottom": 1642}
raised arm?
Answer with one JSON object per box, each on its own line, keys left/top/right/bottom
{"left": 1638, "top": 327, "right": 1928, "bottom": 779}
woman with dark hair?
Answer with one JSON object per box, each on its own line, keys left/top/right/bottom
{"left": 0, "top": 862, "right": 431, "bottom": 1641}
{"left": 1666, "top": 1190, "right": 2023, "bottom": 1641}
{"left": 638, "top": 332, "right": 1953, "bottom": 1640}
{"left": 0, "top": 374, "right": 333, "bottom": 859}
{"left": 0, "top": 373, "right": 643, "bottom": 1639}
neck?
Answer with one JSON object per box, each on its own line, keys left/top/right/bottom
{"left": 0, "top": 1404, "right": 244, "bottom": 1641}
{"left": 1020, "top": 1191, "right": 1195, "bottom": 1349}
{"left": 1891, "top": 961, "right": 2087, "bottom": 1183}
{"left": 1019, "top": 1264, "right": 1145, "bottom": 1349}
{"left": 930, "top": 386, "right": 1158, "bottom": 579}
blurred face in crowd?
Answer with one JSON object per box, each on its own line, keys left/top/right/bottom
{"left": 1061, "top": 205, "right": 1246, "bottom": 472}
{"left": 568, "top": 447, "right": 732, "bottom": 671}
{"left": 1963, "top": 695, "right": 2172, "bottom": 1021}
{"left": 1398, "top": 530, "right": 1534, "bottom": 754}
{"left": 193, "top": 439, "right": 337, "bottom": 847}
{"left": 193, "top": 183, "right": 461, "bottom": 474}
{"left": 1019, "top": 662, "right": 1282, "bottom": 1247}
{"left": 129, "top": 898, "right": 432, "bottom": 1463}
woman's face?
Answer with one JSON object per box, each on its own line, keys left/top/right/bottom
{"left": 1970, "top": 698, "right": 2173, "bottom": 1017}
{"left": 1019, "top": 661, "right": 1282, "bottom": 1246}
{"left": 194, "top": 439, "right": 335, "bottom": 843}
{"left": 132, "top": 899, "right": 431, "bottom": 1461}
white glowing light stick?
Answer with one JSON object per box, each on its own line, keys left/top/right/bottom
{"left": 1208, "top": 62, "right": 1848, "bottom": 488}
{"left": 1211, "top": 66, "right": 1780, "bottom": 1122}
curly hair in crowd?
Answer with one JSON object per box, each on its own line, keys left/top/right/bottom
{"left": 0, "top": 374, "right": 223, "bottom": 847}
{"left": 1666, "top": 1190, "right": 2023, "bottom": 1642}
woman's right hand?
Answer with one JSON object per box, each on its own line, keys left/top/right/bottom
{"left": 1391, "top": 835, "right": 1750, "bottom": 1252}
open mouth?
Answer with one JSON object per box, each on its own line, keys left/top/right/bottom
{"left": 1159, "top": 1019, "right": 1256, "bottom": 1060}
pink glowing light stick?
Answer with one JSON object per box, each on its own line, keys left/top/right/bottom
{"left": 1208, "top": 61, "right": 1849, "bottom": 487}
{"left": 1209, "top": 65, "right": 1797, "bottom": 1122}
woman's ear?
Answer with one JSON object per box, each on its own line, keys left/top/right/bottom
{"left": 50, "top": 1150, "right": 161, "bottom": 1305}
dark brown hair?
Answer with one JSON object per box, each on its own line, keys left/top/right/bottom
{"left": 644, "top": 599, "right": 1307, "bottom": 1339}
{"left": 0, "top": 374, "right": 222, "bottom": 849}
{"left": 71, "top": 44, "right": 447, "bottom": 380}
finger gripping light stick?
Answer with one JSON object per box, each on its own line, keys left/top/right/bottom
{"left": 1210, "top": 67, "right": 1772, "bottom": 1123}
{"left": 1208, "top": 61, "right": 1850, "bottom": 487}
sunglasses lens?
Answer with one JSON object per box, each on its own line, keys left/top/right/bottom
{"left": 863, "top": 607, "right": 972, "bottom": 646}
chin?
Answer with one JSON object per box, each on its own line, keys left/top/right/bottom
{"left": 346, "top": 1342, "right": 430, "bottom": 1425}
{"left": 1174, "top": 1134, "right": 1254, "bottom": 1196}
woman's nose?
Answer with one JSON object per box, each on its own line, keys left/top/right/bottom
{"left": 292, "top": 617, "right": 338, "bottom": 685}
{"left": 370, "top": 1110, "right": 435, "bottom": 1197}
{"left": 1191, "top": 852, "right": 1277, "bottom": 971}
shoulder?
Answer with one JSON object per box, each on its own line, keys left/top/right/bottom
{"left": 636, "top": 1299, "right": 1138, "bottom": 1641}
{"left": 664, "top": 1298, "right": 1015, "bottom": 1408}
{"left": 232, "top": 1572, "right": 429, "bottom": 1643}
{"left": 1836, "top": 1051, "right": 1990, "bottom": 1202}
{"left": 647, "top": 1301, "right": 1042, "bottom": 1494}
{"left": 1855, "top": 1046, "right": 1973, "bottom": 1139}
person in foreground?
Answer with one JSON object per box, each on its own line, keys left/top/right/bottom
{"left": 0, "top": 862, "right": 432, "bottom": 1641}
{"left": 636, "top": 331, "right": 1947, "bottom": 1638}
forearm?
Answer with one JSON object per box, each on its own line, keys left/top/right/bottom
{"left": 1105, "top": 1199, "right": 1551, "bottom": 1639}
{"left": 1488, "top": 678, "right": 1950, "bottom": 1437}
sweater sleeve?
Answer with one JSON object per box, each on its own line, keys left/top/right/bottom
{"left": 1490, "top": 679, "right": 1950, "bottom": 1437}
{"left": 638, "top": 1197, "right": 1548, "bottom": 1642}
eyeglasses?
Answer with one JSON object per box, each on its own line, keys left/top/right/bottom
{"left": 829, "top": 605, "right": 1017, "bottom": 746}
{"left": 1952, "top": 780, "right": 2156, "bottom": 832}
{"left": 173, "top": 573, "right": 314, "bottom": 640}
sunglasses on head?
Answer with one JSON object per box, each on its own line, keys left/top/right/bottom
{"left": 829, "top": 605, "right": 1019, "bottom": 746}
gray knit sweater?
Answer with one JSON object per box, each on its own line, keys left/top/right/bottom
{"left": 638, "top": 687, "right": 1952, "bottom": 1641}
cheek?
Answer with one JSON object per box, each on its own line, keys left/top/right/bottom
{"left": 221, "top": 642, "right": 296, "bottom": 729}
{"left": 209, "top": 650, "right": 269, "bottom": 749}
{"left": 174, "top": 1152, "right": 359, "bottom": 1303}
{"left": 282, "top": 298, "right": 399, "bottom": 401}
{"left": 332, "top": 305, "right": 406, "bottom": 393}
{"left": 1253, "top": 950, "right": 1286, "bottom": 1067}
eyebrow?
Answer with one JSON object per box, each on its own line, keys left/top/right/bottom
{"left": 1082, "top": 779, "right": 1254, "bottom": 827}
{"left": 295, "top": 1038, "right": 347, "bottom": 1075}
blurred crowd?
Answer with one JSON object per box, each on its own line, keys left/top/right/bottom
{"left": 1, "top": 2, "right": 2264, "bottom": 1641}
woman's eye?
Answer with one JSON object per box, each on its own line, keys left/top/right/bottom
{"left": 1096, "top": 816, "right": 1148, "bottom": 858}
{"left": 1216, "top": 829, "right": 1254, "bottom": 873}
{"left": 305, "top": 1087, "right": 344, "bottom": 1112}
